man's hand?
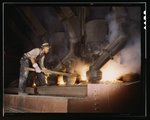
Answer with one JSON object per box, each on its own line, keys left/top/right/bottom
{"left": 32, "top": 63, "right": 42, "bottom": 73}
{"left": 42, "top": 68, "right": 51, "bottom": 75}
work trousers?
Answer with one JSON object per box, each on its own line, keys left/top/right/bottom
{"left": 18, "top": 56, "right": 46, "bottom": 93}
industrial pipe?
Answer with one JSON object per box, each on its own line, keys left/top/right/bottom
{"left": 87, "top": 7, "right": 128, "bottom": 83}
{"left": 54, "top": 7, "right": 80, "bottom": 71}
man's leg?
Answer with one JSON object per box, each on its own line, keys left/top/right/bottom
{"left": 36, "top": 73, "right": 46, "bottom": 86}
{"left": 18, "top": 57, "right": 29, "bottom": 94}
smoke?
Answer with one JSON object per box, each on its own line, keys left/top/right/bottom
{"left": 106, "top": 12, "right": 120, "bottom": 43}
{"left": 105, "top": 9, "right": 141, "bottom": 75}
{"left": 119, "top": 31, "right": 141, "bottom": 74}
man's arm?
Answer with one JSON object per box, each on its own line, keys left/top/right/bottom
{"left": 30, "top": 57, "right": 42, "bottom": 73}
{"left": 39, "top": 56, "right": 45, "bottom": 69}
{"left": 25, "top": 48, "right": 42, "bottom": 73}
{"left": 30, "top": 57, "right": 36, "bottom": 64}
{"left": 39, "top": 56, "right": 50, "bottom": 75}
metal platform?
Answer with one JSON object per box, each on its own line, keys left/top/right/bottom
{"left": 4, "top": 85, "right": 87, "bottom": 97}
{"left": 4, "top": 81, "right": 143, "bottom": 113}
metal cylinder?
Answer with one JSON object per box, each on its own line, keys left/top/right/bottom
{"left": 86, "top": 69, "right": 102, "bottom": 83}
{"left": 85, "top": 19, "right": 108, "bottom": 43}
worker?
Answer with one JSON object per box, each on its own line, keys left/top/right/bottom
{"left": 18, "top": 42, "right": 51, "bottom": 95}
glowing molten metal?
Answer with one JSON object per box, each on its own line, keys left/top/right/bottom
{"left": 100, "top": 58, "right": 131, "bottom": 83}
{"left": 57, "top": 75, "right": 66, "bottom": 85}
{"left": 74, "top": 60, "right": 89, "bottom": 82}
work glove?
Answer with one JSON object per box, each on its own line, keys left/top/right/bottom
{"left": 32, "top": 63, "right": 42, "bottom": 73}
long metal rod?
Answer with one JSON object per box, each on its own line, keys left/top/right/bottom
{"left": 24, "top": 67, "right": 77, "bottom": 77}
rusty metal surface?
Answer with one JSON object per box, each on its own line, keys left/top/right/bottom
{"left": 68, "top": 82, "right": 142, "bottom": 113}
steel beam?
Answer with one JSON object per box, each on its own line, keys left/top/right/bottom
{"left": 17, "top": 7, "right": 49, "bottom": 43}
{"left": 19, "top": 7, "right": 47, "bottom": 37}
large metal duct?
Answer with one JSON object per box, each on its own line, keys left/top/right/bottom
{"left": 82, "top": 19, "right": 108, "bottom": 61}
{"left": 86, "top": 19, "right": 108, "bottom": 43}
{"left": 87, "top": 7, "right": 128, "bottom": 83}
{"left": 54, "top": 7, "right": 81, "bottom": 71}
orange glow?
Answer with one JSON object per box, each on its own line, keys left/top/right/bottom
{"left": 78, "top": 64, "right": 89, "bottom": 81}
{"left": 100, "top": 55, "right": 131, "bottom": 83}
{"left": 45, "top": 75, "right": 48, "bottom": 85}
{"left": 33, "top": 82, "right": 36, "bottom": 87}
{"left": 57, "top": 75, "right": 66, "bottom": 85}
{"left": 74, "top": 59, "right": 89, "bottom": 82}
{"left": 32, "top": 77, "right": 37, "bottom": 87}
